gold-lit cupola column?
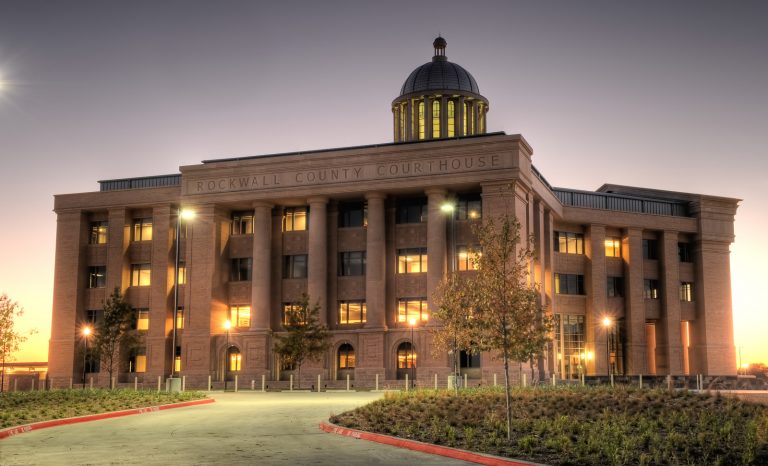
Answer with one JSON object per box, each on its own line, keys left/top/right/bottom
{"left": 392, "top": 36, "right": 489, "bottom": 142}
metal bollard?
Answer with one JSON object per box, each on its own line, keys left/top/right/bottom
{"left": 318, "top": 374, "right": 322, "bottom": 393}
{"left": 639, "top": 374, "right": 643, "bottom": 389}
{"left": 523, "top": 373, "right": 527, "bottom": 387}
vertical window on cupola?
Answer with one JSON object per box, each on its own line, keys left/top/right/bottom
{"left": 447, "top": 101, "right": 455, "bottom": 137}
{"left": 418, "top": 101, "right": 425, "bottom": 140}
{"left": 432, "top": 100, "right": 440, "bottom": 138}
{"left": 399, "top": 103, "right": 406, "bottom": 140}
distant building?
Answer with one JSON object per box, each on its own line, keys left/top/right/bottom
{"left": 1, "top": 362, "right": 47, "bottom": 392}
{"left": 47, "top": 38, "right": 738, "bottom": 389}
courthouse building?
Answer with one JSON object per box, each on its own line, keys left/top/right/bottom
{"left": 48, "top": 38, "right": 739, "bottom": 388}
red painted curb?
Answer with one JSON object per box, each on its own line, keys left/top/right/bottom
{"left": 0, "top": 398, "right": 214, "bottom": 440}
{"left": 319, "top": 421, "right": 537, "bottom": 466}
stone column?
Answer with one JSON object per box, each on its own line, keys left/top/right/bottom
{"left": 405, "top": 100, "right": 413, "bottom": 141}
{"left": 365, "top": 193, "right": 387, "bottom": 329}
{"left": 472, "top": 100, "right": 480, "bottom": 135}
{"left": 251, "top": 203, "right": 272, "bottom": 331}
{"left": 586, "top": 224, "right": 608, "bottom": 375}
{"left": 425, "top": 188, "right": 447, "bottom": 325}
{"left": 424, "top": 96, "right": 432, "bottom": 140}
{"left": 106, "top": 208, "right": 130, "bottom": 291}
{"left": 660, "top": 230, "right": 684, "bottom": 375}
{"left": 308, "top": 197, "right": 329, "bottom": 324}
{"left": 440, "top": 96, "right": 448, "bottom": 138}
{"left": 623, "top": 228, "right": 647, "bottom": 375}
{"left": 457, "top": 96, "right": 465, "bottom": 137}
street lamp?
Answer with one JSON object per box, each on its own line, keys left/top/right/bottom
{"left": 408, "top": 317, "right": 416, "bottom": 388}
{"left": 170, "top": 207, "right": 195, "bottom": 383}
{"left": 223, "top": 319, "right": 231, "bottom": 391}
{"left": 82, "top": 326, "right": 91, "bottom": 389}
{"left": 602, "top": 317, "right": 613, "bottom": 376}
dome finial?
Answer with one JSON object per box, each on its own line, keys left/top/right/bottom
{"left": 433, "top": 36, "right": 447, "bottom": 61}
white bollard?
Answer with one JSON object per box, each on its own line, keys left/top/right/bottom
{"left": 134, "top": 377, "right": 138, "bottom": 391}
{"left": 182, "top": 375, "right": 186, "bottom": 392}
{"left": 666, "top": 375, "right": 672, "bottom": 390}
{"left": 235, "top": 375, "right": 239, "bottom": 392}
{"left": 523, "top": 373, "right": 527, "bottom": 387}
{"left": 32, "top": 378, "right": 35, "bottom": 391}
{"left": 610, "top": 373, "right": 614, "bottom": 388}
{"left": 405, "top": 374, "right": 409, "bottom": 391}
{"left": 318, "top": 374, "right": 322, "bottom": 393}
{"left": 208, "top": 375, "right": 212, "bottom": 392}
{"left": 464, "top": 373, "right": 468, "bottom": 389}
{"left": 493, "top": 373, "right": 497, "bottom": 386}
{"left": 375, "top": 374, "right": 379, "bottom": 391}
{"left": 14, "top": 379, "right": 18, "bottom": 392}
{"left": 69, "top": 377, "right": 73, "bottom": 389}
{"left": 262, "top": 374, "right": 266, "bottom": 392}
{"left": 552, "top": 373, "right": 556, "bottom": 386}
{"left": 346, "top": 373, "right": 350, "bottom": 392}
{"left": 290, "top": 374, "right": 293, "bottom": 391}
{"left": 434, "top": 373, "right": 438, "bottom": 390}
{"left": 90, "top": 377, "right": 94, "bottom": 390}
{"left": 157, "top": 376, "right": 161, "bottom": 392}
{"left": 111, "top": 377, "right": 116, "bottom": 390}
{"left": 251, "top": 379, "right": 255, "bottom": 391}
{"left": 639, "top": 374, "right": 643, "bottom": 388}
{"left": 581, "top": 374, "right": 585, "bottom": 386}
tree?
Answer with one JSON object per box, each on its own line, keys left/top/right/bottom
{"left": 273, "top": 294, "right": 331, "bottom": 388}
{"left": 92, "top": 287, "right": 138, "bottom": 389}
{"left": 0, "top": 294, "right": 31, "bottom": 393}
{"left": 471, "top": 211, "right": 551, "bottom": 441}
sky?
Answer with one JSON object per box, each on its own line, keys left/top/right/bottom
{"left": 0, "top": 0, "right": 766, "bottom": 366}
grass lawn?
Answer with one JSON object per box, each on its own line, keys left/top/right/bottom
{"left": 330, "top": 386, "right": 768, "bottom": 466}
{"left": 0, "top": 389, "right": 207, "bottom": 429}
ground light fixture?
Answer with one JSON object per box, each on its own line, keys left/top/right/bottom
{"left": 224, "top": 319, "right": 231, "bottom": 391}
{"left": 82, "top": 326, "right": 91, "bottom": 389}
{"left": 169, "top": 208, "right": 195, "bottom": 387}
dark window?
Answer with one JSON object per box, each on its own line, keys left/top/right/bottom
{"left": 554, "top": 232, "right": 584, "bottom": 254}
{"left": 554, "top": 273, "right": 585, "bottom": 295}
{"left": 132, "top": 218, "right": 153, "bottom": 241}
{"left": 396, "top": 198, "right": 427, "bottom": 224}
{"left": 397, "top": 248, "right": 428, "bottom": 273}
{"left": 456, "top": 194, "right": 482, "bottom": 220}
{"left": 89, "top": 221, "right": 108, "bottom": 244}
{"left": 643, "top": 239, "right": 659, "bottom": 260}
{"left": 85, "top": 310, "right": 101, "bottom": 324}
{"left": 339, "top": 202, "right": 367, "bottom": 228}
{"left": 283, "top": 255, "right": 308, "bottom": 279}
{"left": 607, "top": 276, "right": 624, "bottom": 297}
{"left": 338, "top": 301, "right": 366, "bottom": 324}
{"left": 230, "top": 258, "right": 252, "bottom": 281}
{"left": 460, "top": 350, "right": 481, "bottom": 368}
{"left": 232, "top": 212, "right": 254, "bottom": 235}
{"left": 644, "top": 279, "right": 660, "bottom": 299}
{"left": 678, "top": 243, "right": 693, "bottom": 263}
{"left": 85, "top": 354, "right": 99, "bottom": 374}
{"left": 87, "top": 266, "right": 106, "bottom": 288}
{"left": 680, "top": 282, "right": 694, "bottom": 302}
{"left": 339, "top": 251, "right": 366, "bottom": 276}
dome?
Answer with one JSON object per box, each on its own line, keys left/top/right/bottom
{"left": 400, "top": 61, "right": 480, "bottom": 96}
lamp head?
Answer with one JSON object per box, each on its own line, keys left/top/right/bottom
{"left": 180, "top": 209, "right": 196, "bottom": 220}
{"left": 440, "top": 203, "right": 455, "bottom": 214}
{"left": 83, "top": 326, "right": 91, "bottom": 336}
{"left": 408, "top": 317, "right": 417, "bottom": 327}
{"left": 602, "top": 317, "right": 612, "bottom": 327}
{"left": 224, "top": 320, "right": 231, "bottom": 330}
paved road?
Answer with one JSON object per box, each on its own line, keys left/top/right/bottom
{"left": 0, "top": 391, "right": 473, "bottom": 465}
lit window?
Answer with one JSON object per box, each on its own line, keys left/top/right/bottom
{"left": 175, "top": 307, "right": 184, "bottom": 329}
{"left": 456, "top": 245, "right": 481, "bottom": 271}
{"left": 447, "top": 101, "right": 455, "bottom": 137}
{"left": 230, "top": 305, "right": 251, "bottom": 328}
{"left": 232, "top": 212, "right": 254, "bottom": 235}
{"left": 338, "top": 301, "right": 367, "bottom": 324}
{"left": 130, "top": 263, "right": 151, "bottom": 287}
{"left": 607, "top": 276, "right": 624, "bottom": 297}
{"left": 399, "top": 103, "right": 405, "bottom": 139}
{"left": 177, "top": 263, "right": 186, "bottom": 285}
{"left": 644, "top": 279, "right": 660, "bottom": 299}
{"left": 339, "top": 251, "right": 366, "bottom": 276}
{"left": 554, "top": 232, "right": 584, "bottom": 255}
{"left": 228, "top": 348, "right": 241, "bottom": 371}
{"left": 397, "top": 298, "right": 429, "bottom": 323}
{"left": 89, "top": 221, "right": 108, "bottom": 244}
{"left": 642, "top": 239, "right": 659, "bottom": 260}
{"left": 432, "top": 100, "right": 440, "bottom": 138}
{"left": 397, "top": 248, "right": 428, "bottom": 274}
{"left": 230, "top": 258, "right": 252, "bottom": 282}
{"left": 396, "top": 198, "right": 427, "bottom": 224}
{"left": 87, "top": 266, "right": 106, "bottom": 288}
{"left": 128, "top": 348, "right": 146, "bottom": 373}
{"left": 680, "top": 282, "right": 694, "bottom": 302}
{"left": 478, "top": 103, "right": 486, "bottom": 133}
{"left": 338, "top": 343, "right": 355, "bottom": 369}
{"left": 132, "top": 218, "right": 153, "bottom": 242}
{"left": 456, "top": 195, "right": 482, "bottom": 220}
{"left": 283, "top": 255, "right": 308, "bottom": 279}
{"left": 554, "top": 314, "right": 586, "bottom": 380}
{"left": 678, "top": 243, "right": 693, "bottom": 263}
{"left": 339, "top": 202, "right": 366, "bottom": 228}
{"left": 418, "top": 101, "right": 425, "bottom": 140}
{"left": 283, "top": 207, "right": 307, "bottom": 232}
{"left": 397, "top": 342, "right": 416, "bottom": 368}
{"left": 134, "top": 309, "right": 149, "bottom": 331}
{"left": 282, "top": 303, "right": 305, "bottom": 326}
{"left": 554, "top": 273, "right": 585, "bottom": 295}
{"left": 174, "top": 346, "right": 181, "bottom": 372}
{"left": 605, "top": 238, "right": 621, "bottom": 258}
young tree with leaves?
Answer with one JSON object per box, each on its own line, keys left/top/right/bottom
{"left": 273, "top": 294, "right": 331, "bottom": 388}
{"left": 1, "top": 294, "right": 31, "bottom": 393}
{"left": 92, "top": 287, "right": 138, "bottom": 389}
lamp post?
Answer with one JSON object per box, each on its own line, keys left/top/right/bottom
{"left": 82, "top": 326, "right": 91, "bottom": 389}
{"left": 224, "top": 320, "right": 231, "bottom": 391}
{"left": 408, "top": 317, "right": 416, "bottom": 388}
{"left": 602, "top": 317, "right": 613, "bottom": 376}
{"left": 170, "top": 208, "right": 195, "bottom": 382}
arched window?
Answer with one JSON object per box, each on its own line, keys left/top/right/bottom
{"left": 447, "top": 101, "right": 455, "bottom": 137}
{"left": 228, "top": 347, "right": 241, "bottom": 372}
{"left": 397, "top": 342, "right": 416, "bottom": 369}
{"left": 432, "top": 100, "right": 440, "bottom": 138}
{"left": 338, "top": 343, "right": 355, "bottom": 369}
{"left": 418, "top": 101, "right": 425, "bottom": 140}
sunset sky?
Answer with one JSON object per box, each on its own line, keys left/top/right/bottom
{"left": 1, "top": 1, "right": 766, "bottom": 366}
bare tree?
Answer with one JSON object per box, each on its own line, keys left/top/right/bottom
{"left": 92, "top": 288, "right": 138, "bottom": 389}
{"left": 0, "top": 294, "right": 33, "bottom": 393}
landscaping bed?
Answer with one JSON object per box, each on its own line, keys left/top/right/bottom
{"left": 330, "top": 386, "right": 768, "bottom": 465}
{"left": 0, "top": 389, "right": 207, "bottom": 429}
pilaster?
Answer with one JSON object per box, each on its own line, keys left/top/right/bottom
{"left": 623, "top": 227, "right": 647, "bottom": 374}
{"left": 251, "top": 202, "right": 273, "bottom": 331}
{"left": 425, "top": 188, "right": 447, "bottom": 325}
{"left": 365, "top": 193, "right": 387, "bottom": 329}
{"left": 308, "top": 197, "right": 329, "bottom": 324}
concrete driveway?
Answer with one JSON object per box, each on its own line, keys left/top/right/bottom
{"left": 0, "top": 391, "right": 473, "bottom": 465}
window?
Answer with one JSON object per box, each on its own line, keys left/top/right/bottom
{"left": 554, "top": 314, "right": 586, "bottom": 379}
{"left": 554, "top": 273, "right": 585, "bottom": 295}
{"left": 447, "top": 101, "right": 455, "bottom": 137}
{"left": 456, "top": 194, "right": 482, "bottom": 220}
{"left": 397, "top": 298, "right": 429, "bottom": 323}
{"left": 607, "top": 276, "right": 624, "bottom": 297}
{"left": 460, "top": 350, "right": 480, "bottom": 369}
{"left": 644, "top": 279, "right": 660, "bottom": 299}
{"left": 128, "top": 348, "right": 146, "bottom": 373}
{"left": 339, "top": 202, "right": 367, "bottom": 228}
{"left": 174, "top": 346, "right": 181, "bottom": 372}
{"left": 283, "top": 255, "right": 308, "bottom": 279}
{"left": 643, "top": 239, "right": 659, "bottom": 260}
{"left": 282, "top": 303, "right": 305, "bottom": 326}
{"left": 456, "top": 245, "right": 481, "bottom": 271}
{"left": 338, "top": 343, "right": 355, "bottom": 369}
{"left": 130, "top": 264, "right": 151, "bottom": 287}
{"left": 605, "top": 238, "right": 621, "bottom": 258}
{"left": 418, "top": 101, "right": 425, "bottom": 140}
{"left": 89, "top": 221, "right": 108, "bottom": 244}
{"left": 396, "top": 198, "right": 427, "bottom": 224}
{"left": 339, "top": 251, "right": 366, "bottom": 276}
{"left": 232, "top": 212, "right": 254, "bottom": 235}
{"left": 228, "top": 348, "right": 241, "bottom": 372}
{"left": 87, "top": 266, "right": 106, "bottom": 289}
{"left": 230, "top": 258, "right": 252, "bottom": 282}
{"left": 397, "top": 342, "right": 416, "bottom": 369}
{"left": 283, "top": 207, "right": 307, "bottom": 232}
{"left": 678, "top": 243, "right": 693, "bottom": 263}
{"left": 680, "top": 282, "right": 694, "bottom": 302}
{"left": 85, "top": 309, "right": 100, "bottom": 324}
{"left": 132, "top": 218, "right": 153, "bottom": 241}
{"left": 230, "top": 305, "right": 251, "bottom": 328}
{"left": 397, "top": 248, "right": 428, "bottom": 274}
{"left": 85, "top": 354, "right": 99, "bottom": 374}
{"left": 175, "top": 307, "right": 184, "bottom": 329}
{"left": 177, "top": 262, "right": 186, "bottom": 285}
{"left": 133, "top": 309, "right": 149, "bottom": 331}
{"left": 464, "top": 101, "right": 474, "bottom": 134}
{"left": 338, "top": 301, "right": 367, "bottom": 324}
{"left": 554, "top": 232, "right": 584, "bottom": 254}
{"left": 432, "top": 99, "right": 440, "bottom": 138}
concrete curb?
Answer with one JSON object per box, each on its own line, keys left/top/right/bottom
{"left": 0, "top": 398, "right": 215, "bottom": 440}
{"left": 319, "top": 421, "right": 539, "bottom": 466}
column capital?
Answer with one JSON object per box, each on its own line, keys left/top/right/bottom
{"left": 252, "top": 201, "right": 273, "bottom": 209}
{"left": 365, "top": 192, "right": 387, "bottom": 201}
{"left": 424, "top": 187, "right": 447, "bottom": 198}
{"left": 307, "top": 196, "right": 329, "bottom": 205}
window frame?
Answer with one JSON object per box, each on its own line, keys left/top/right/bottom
{"left": 338, "top": 301, "right": 367, "bottom": 325}
{"left": 397, "top": 248, "right": 428, "bottom": 274}
{"left": 604, "top": 237, "right": 622, "bottom": 258}
{"left": 231, "top": 211, "right": 254, "bottom": 235}
{"left": 397, "top": 297, "right": 429, "bottom": 323}
{"left": 229, "top": 305, "right": 251, "bottom": 328}
{"left": 396, "top": 199, "right": 427, "bottom": 224}
{"left": 88, "top": 221, "right": 108, "bottom": 245}
{"left": 283, "top": 255, "right": 308, "bottom": 279}
{"left": 678, "top": 242, "right": 693, "bottom": 263}
{"left": 554, "top": 231, "right": 584, "bottom": 255}
{"left": 339, "top": 251, "right": 366, "bottom": 276}
{"left": 282, "top": 207, "right": 308, "bottom": 232}
{"left": 338, "top": 202, "right": 367, "bottom": 228}
{"left": 607, "top": 276, "right": 624, "bottom": 297}
{"left": 680, "top": 282, "right": 694, "bottom": 302}
{"left": 130, "top": 263, "right": 151, "bottom": 287}
{"left": 644, "top": 279, "right": 660, "bottom": 299}
{"left": 230, "top": 257, "right": 253, "bottom": 282}
{"left": 554, "top": 273, "right": 585, "bottom": 295}
{"left": 456, "top": 245, "right": 481, "bottom": 271}
{"left": 642, "top": 239, "right": 659, "bottom": 260}
{"left": 132, "top": 218, "right": 153, "bottom": 242}
{"left": 87, "top": 266, "right": 106, "bottom": 289}
{"left": 455, "top": 195, "right": 482, "bottom": 220}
